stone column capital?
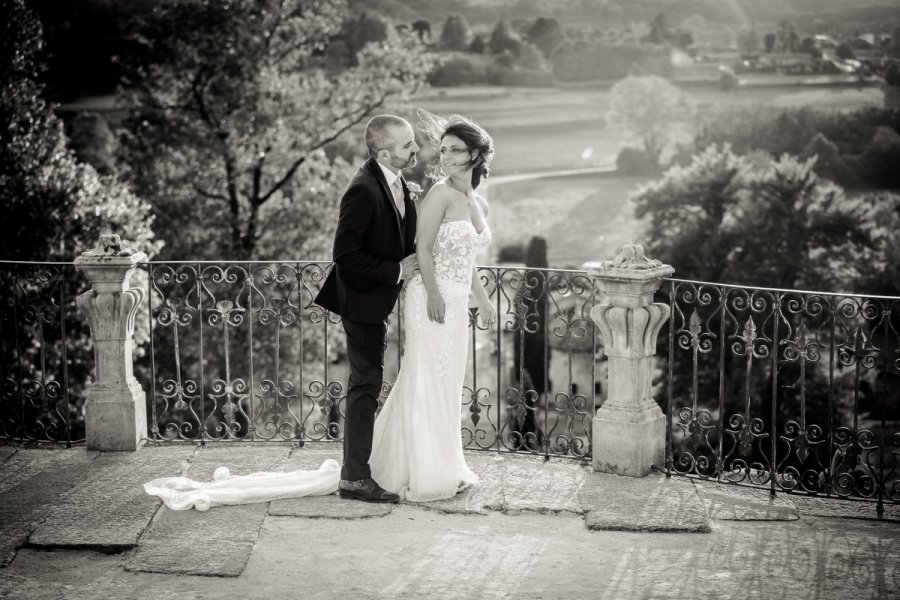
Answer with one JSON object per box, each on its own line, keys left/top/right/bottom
{"left": 584, "top": 244, "right": 674, "bottom": 308}
{"left": 74, "top": 234, "right": 148, "bottom": 294}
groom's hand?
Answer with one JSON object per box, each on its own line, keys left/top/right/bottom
{"left": 399, "top": 255, "right": 419, "bottom": 281}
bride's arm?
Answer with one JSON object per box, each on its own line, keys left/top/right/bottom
{"left": 469, "top": 193, "right": 495, "bottom": 322}
{"left": 416, "top": 187, "right": 450, "bottom": 323}
{"left": 469, "top": 266, "right": 492, "bottom": 308}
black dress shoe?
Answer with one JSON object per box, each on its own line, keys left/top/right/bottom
{"left": 338, "top": 478, "right": 400, "bottom": 503}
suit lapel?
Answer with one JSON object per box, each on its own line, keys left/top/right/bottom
{"left": 366, "top": 159, "right": 403, "bottom": 238}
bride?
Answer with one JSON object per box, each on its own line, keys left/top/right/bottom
{"left": 144, "top": 113, "right": 496, "bottom": 510}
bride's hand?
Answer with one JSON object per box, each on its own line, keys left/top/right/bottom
{"left": 427, "top": 292, "right": 445, "bottom": 324}
{"left": 477, "top": 301, "right": 497, "bottom": 328}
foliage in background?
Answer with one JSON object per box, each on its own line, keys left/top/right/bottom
{"left": 1, "top": 0, "right": 159, "bottom": 440}
{"left": 116, "top": 0, "right": 434, "bottom": 261}
{"left": 634, "top": 144, "right": 900, "bottom": 433}
{"left": 439, "top": 14, "right": 471, "bottom": 51}
{"left": 632, "top": 145, "right": 882, "bottom": 291}
{"left": 606, "top": 75, "right": 697, "bottom": 168}
{"left": 1, "top": 0, "right": 158, "bottom": 263}
{"left": 693, "top": 106, "right": 900, "bottom": 190}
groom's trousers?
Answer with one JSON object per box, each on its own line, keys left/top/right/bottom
{"left": 340, "top": 316, "right": 388, "bottom": 481}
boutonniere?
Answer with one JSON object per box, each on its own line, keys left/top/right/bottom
{"left": 406, "top": 181, "right": 423, "bottom": 203}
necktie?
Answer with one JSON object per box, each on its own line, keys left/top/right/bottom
{"left": 391, "top": 177, "right": 405, "bottom": 219}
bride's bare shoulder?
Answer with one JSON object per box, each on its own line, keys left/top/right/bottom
{"left": 419, "top": 181, "right": 453, "bottom": 211}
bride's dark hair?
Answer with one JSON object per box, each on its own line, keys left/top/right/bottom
{"left": 417, "top": 109, "right": 494, "bottom": 189}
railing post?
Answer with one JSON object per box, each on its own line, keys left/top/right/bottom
{"left": 74, "top": 234, "right": 148, "bottom": 451}
{"left": 585, "top": 245, "right": 674, "bottom": 477}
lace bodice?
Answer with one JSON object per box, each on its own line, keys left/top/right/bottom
{"left": 432, "top": 220, "right": 491, "bottom": 285}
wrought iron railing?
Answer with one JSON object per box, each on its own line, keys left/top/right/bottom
{"left": 141, "top": 261, "right": 598, "bottom": 458}
{"left": 0, "top": 261, "right": 88, "bottom": 445}
{"left": 663, "top": 278, "right": 900, "bottom": 513}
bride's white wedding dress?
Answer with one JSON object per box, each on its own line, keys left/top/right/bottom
{"left": 144, "top": 220, "right": 490, "bottom": 510}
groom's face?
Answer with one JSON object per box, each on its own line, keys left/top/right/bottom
{"left": 384, "top": 124, "right": 418, "bottom": 170}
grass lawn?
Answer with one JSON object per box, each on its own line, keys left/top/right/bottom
{"left": 483, "top": 172, "right": 652, "bottom": 269}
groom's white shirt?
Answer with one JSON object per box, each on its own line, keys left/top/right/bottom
{"left": 376, "top": 160, "right": 401, "bottom": 197}
{"left": 375, "top": 160, "right": 406, "bottom": 284}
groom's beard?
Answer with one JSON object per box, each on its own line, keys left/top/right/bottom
{"left": 390, "top": 152, "right": 417, "bottom": 170}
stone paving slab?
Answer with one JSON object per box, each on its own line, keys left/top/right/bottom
{"left": 0, "top": 446, "right": 17, "bottom": 463}
{"left": 270, "top": 494, "right": 394, "bottom": 519}
{"left": 127, "top": 446, "right": 292, "bottom": 577}
{"left": 0, "top": 448, "right": 99, "bottom": 495}
{"left": 407, "top": 453, "right": 506, "bottom": 515}
{"left": 0, "top": 449, "right": 99, "bottom": 567}
{"left": 789, "top": 494, "right": 900, "bottom": 522}
{"left": 269, "top": 445, "right": 393, "bottom": 519}
{"left": 691, "top": 480, "right": 799, "bottom": 521}
{"left": 579, "top": 471, "right": 711, "bottom": 532}
{"left": 126, "top": 538, "right": 256, "bottom": 578}
{"left": 28, "top": 446, "right": 195, "bottom": 550}
{"left": 501, "top": 455, "right": 587, "bottom": 514}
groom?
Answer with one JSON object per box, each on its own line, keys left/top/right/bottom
{"left": 314, "top": 115, "right": 419, "bottom": 503}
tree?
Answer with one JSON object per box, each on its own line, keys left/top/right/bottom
{"left": 890, "top": 26, "right": 900, "bottom": 58}
{"left": 411, "top": 20, "right": 431, "bottom": 43}
{"left": 764, "top": 32, "right": 776, "bottom": 53}
{"left": 676, "top": 31, "right": 694, "bottom": 50}
{"left": 511, "top": 236, "right": 548, "bottom": 451}
{"left": 527, "top": 17, "right": 566, "bottom": 59}
{"left": 515, "top": 42, "right": 546, "bottom": 70}
{"left": 1, "top": 0, "right": 159, "bottom": 440}
{"left": 469, "top": 34, "right": 486, "bottom": 54}
{"left": 66, "top": 112, "right": 117, "bottom": 175}
{"left": 777, "top": 19, "right": 798, "bottom": 53}
{"left": 489, "top": 20, "right": 523, "bottom": 56}
{"left": 343, "top": 11, "right": 393, "bottom": 59}
{"left": 646, "top": 12, "right": 670, "bottom": 45}
{"left": 632, "top": 146, "right": 880, "bottom": 290}
{"left": 800, "top": 36, "right": 820, "bottom": 58}
{"left": 117, "top": 0, "right": 433, "bottom": 260}
{"left": 633, "top": 147, "right": 899, "bottom": 459}
{"left": 737, "top": 28, "right": 758, "bottom": 58}
{"left": 605, "top": 75, "right": 697, "bottom": 167}
{"left": 440, "top": 14, "right": 471, "bottom": 51}
{"left": 834, "top": 43, "right": 855, "bottom": 61}
{"left": 1, "top": 0, "right": 158, "bottom": 263}
{"left": 886, "top": 63, "right": 900, "bottom": 111}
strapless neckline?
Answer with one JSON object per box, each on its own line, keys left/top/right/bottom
{"left": 440, "top": 219, "right": 488, "bottom": 235}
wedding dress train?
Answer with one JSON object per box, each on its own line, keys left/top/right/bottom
{"left": 144, "top": 220, "right": 490, "bottom": 510}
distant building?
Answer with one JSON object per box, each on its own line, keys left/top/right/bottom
{"left": 756, "top": 52, "right": 816, "bottom": 74}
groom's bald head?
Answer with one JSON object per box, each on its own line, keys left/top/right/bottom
{"left": 365, "top": 115, "right": 411, "bottom": 158}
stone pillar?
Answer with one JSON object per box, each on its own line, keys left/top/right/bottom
{"left": 585, "top": 245, "right": 674, "bottom": 477}
{"left": 74, "top": 234, "right": 148, "bottom": 451}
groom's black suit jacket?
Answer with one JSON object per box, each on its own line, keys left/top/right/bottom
{"left": 314, "top": 158, "right": 417, "bottom": 323}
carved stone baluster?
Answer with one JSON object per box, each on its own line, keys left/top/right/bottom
{"left": 585, "top": 245, "right": 674, "bottom": 477}
{"left": 74, "top": 234, "right": 148, "bottom": 451}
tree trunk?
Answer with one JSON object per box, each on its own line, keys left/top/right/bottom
{"left": 884, "top": 86, "right": 900, "bottom": 111}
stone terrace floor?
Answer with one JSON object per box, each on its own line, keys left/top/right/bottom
{"left": 0, "top": 443, "right": 898, "bottom": 599}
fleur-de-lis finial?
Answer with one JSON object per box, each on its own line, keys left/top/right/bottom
{"left": 741, "top": 318, "right": 757, "bottom": 345}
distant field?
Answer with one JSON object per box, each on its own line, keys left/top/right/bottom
{"left": 417, "top": 87, "right": 623, "bottom": 175}
{"left": 482, "top": 172, "right": 651, "bottom": 269}
{"left": 418, "top": 83, "right": 886, "bottom": 269}
{"left": 63, "top": 83, "right": 885, "bottom": 177}
{"left": 416, "top": 83, "right": 884, "bottom": 176}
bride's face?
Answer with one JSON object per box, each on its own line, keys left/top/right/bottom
{"left": 439, "top": 134, "right": 474, "bottom": 177}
